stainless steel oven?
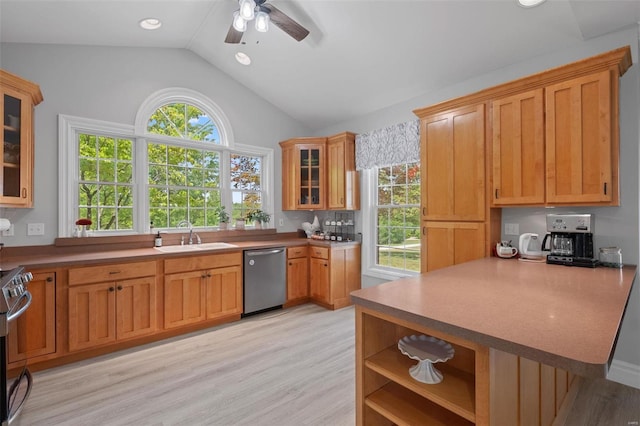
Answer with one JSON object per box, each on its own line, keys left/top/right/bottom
{"left": 0, "top": 267, "right": 34, "bottom": 425}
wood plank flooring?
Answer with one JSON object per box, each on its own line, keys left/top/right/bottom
{"left": 13, "top": 303, "right": 640, "bottom": 425}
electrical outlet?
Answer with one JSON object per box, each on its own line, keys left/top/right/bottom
{"left": 1, "top": 224, "right": 14, "bottom": 237}
{"left": 279, "top": 218, "right": 284, "bottom": 227}
{"left": 27, "top": 223, "right": 45, "bottom": 236}
{"left": 504, "top": 223, "right": 519, "bottom": 236}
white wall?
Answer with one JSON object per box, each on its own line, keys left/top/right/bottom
{"left": 0, "top": 43, "right": 312, "bottom": 245}
{"left": 319, "top": 28, "right": 640, "bottom": 376}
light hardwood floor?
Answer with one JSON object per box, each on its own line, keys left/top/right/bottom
{"left": 13, "top": 304, "right": 640, "bottom": 425}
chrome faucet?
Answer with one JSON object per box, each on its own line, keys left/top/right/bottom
{"left": 177, "top": 220, "right": 200, "bottom": 245}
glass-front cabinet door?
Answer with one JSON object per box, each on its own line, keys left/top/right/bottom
{"left": 296, "top": 144, "right": 325, "bottom": 209}
{"left": 0, "top": 70, "right": 42, "bottom": 208}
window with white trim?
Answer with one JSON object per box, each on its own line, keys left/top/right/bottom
{"left": 59, "top": 88, "right": 273, "bottom": 237}
{"left": 374, "top": 162, "right": 421, "bottom": 273}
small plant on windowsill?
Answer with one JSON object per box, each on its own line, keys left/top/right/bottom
{"left": 75, "top": 218, "right": 92, "bottom": 237}
{"left": 246, "top": 210, "right": 271, "bottom": 229}
{"left": 214, "top": 206, "right": 230, "bottom": 230}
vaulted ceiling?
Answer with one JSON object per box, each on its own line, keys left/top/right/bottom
{"left": 1, "top": 0, "right": 639, "bottom": 131}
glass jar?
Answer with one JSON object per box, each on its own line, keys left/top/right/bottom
{"left": 599, "top": 247, "right": 623, "bottom": 268}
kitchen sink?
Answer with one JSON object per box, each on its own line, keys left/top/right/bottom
{"left": 154, "top": 242, "right": 238, "bottom": 253}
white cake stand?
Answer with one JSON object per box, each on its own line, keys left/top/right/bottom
{"left": 398, "top": 335, "right": 455, "bottom": 384}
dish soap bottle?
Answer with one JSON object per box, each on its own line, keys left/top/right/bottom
{"left": 154, "top": 231, "right": 162, "bottom": 247}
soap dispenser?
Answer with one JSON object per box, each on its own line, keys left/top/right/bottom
{"left": 154, "top": 231, "right": 163, "bottom": 247}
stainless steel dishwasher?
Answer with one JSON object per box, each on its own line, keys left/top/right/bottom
{"left": 243, "top": 247, "right": 286, "bottom": 316}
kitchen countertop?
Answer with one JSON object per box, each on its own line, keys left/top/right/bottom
{"left": 0, "top": 237, "right": 360, "bottom": 270}
{"left": 351, "top": 257, "right": 636, "bottom": 378}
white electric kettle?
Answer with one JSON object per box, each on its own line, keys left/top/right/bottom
{"left": 519, "top": 233, "right": 545, "bottom": 260}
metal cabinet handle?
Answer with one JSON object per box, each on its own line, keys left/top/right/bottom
{"left": 604, "top": 182, "right": 608, "bottom": 195}
{"left": 46, "top": 277, "right": 53, "bottom": 282}
{"left": 495, "top": 188, "right": 499, "bottom": 199}
{"left": 21, "top": 188, "right": 27, "bottom": 198}
{"left": 109, "top": 287, "right": 115, "bottom": 292}
{"left": 117, "top": 285, "right": 123, "bottom": 291}
{"left": 108, "top": 271, "right": 121, "bottom": 275}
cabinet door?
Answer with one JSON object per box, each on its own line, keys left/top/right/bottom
{"left": 492, "top": 89, "right": 545, "bottom": 206}
{"left": 281, "top": 143, "right": 297, "bottom": 211}
{"left": 309, "top": 256, "right": 330, "bottom": 304}
{"left": 68, "top": 282, "right": 117, "bottom": 351}
{"left": 327, "top": 132, "right": 359, "bottom": 210}
{"left": 287, "top": 256, "right": 309, "bottom": 301}
{"left": 422, "top": 104, "right": 485, "bottom": 221}
{"left": 116, "top": 276, "right": 157, "bottom": 340}
{"left": 0, "top": 86, "right": 33, "bottom": 207}
{"left": 545, "top": 70, "right": 615, "bottom": 204}
{"left": 205, "top": 265, "right": 242, "bottom": 319}
{"left": 421, "top": 221, "right": 485, "bottom": 272}
{"left": 296, "top": 145, "right": 325, "bottom": 210}
{"left": 164, "top": 270, "right": 206, "bottom": 329}
{"left": 329, "top": 245, "right": 361, "bottom": 309}
{"left": 8, "top": 271, "right": 55, "bottom": 363}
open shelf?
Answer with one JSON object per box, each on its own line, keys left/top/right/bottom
{"left": 365, "top": 381, "right": 473, "bottom": 426}
{"left": 366, "top": 346, "right": 476, "bottom": 422}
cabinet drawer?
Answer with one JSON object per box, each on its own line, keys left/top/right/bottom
{"left": 69, "top": 260, "right": 156, "bottom": 286}
{"left": 287, "top": 246, "right": 308, "bottom": 259}
{"left": 164, "top": 252, "right": 242, "bottom": 274}
{"left": 310, "top": 246, "right": 329, "bottom": 259}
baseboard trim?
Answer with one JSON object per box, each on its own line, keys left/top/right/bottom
{"left": 607, "top": 359, "right": 640, "bottom": 389}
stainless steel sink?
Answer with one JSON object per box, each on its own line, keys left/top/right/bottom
{"left": 154, "top": 242, "right": 238, "bottom": 253}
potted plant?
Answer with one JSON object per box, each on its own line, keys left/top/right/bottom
{"left": 214, "top": 206, "right": 230, "bottom": 230}
{"left": 246, "top": 209, "right": 271, "bottom": 229}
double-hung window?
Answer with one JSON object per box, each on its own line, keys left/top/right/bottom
{"left": 59, "top": 88, "right": 272, "bottom": 237}
{"left": 374, "top": 162, "right": 421, "bottom": 273}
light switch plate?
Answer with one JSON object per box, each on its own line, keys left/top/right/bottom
{"left": 27, "top": 223, "right": 45, "bottom": 236}
{"left": 504, "top": 223, "right": 519, "bottom": 236}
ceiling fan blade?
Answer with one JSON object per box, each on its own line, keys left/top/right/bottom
{"left": 264, "top": 3, "right": 309, "bottom": 42}
{"left": 224, "top": 24, "right": 243, "bottom": 44}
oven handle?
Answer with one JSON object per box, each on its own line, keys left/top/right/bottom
{"left": 7, "top": 291, "right": 32, "bottom": 323}
{"left": 8, "top": 368, "right": 33, "bottom": 424}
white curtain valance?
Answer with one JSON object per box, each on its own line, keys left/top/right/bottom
{"left": 355, "top": 119, "right": 420, "bottom": 170}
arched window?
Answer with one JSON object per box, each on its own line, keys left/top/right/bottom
{"left": 59, "top": 88, "right": 273, "bottom": 237}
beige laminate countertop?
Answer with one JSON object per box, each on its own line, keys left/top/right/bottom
{"left": 0, "top": 238, "right": 360, "bottom": 270}
{"left": 351, "top": 257, "right": 636, "bottom": 378}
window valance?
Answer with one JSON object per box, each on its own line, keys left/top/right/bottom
{"left": 355, "top": 119, "right": 420, "bottom": 170}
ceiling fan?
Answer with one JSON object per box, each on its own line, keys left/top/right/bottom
{"left": 224, "top": 0, "right": 310, "bottom": 44}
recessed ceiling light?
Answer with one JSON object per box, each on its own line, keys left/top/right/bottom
{"left": 517, "top": 0, "right": 546, "bottom": 7}
{"left": 235, "top": 52, "right": 251, "bottom": 66}
{"left": 139, "top": 18, "right": 162, "bottom": 30}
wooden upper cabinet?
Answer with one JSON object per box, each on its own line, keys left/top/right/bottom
{"left": 422, "top": 104, "right": 485, "bottom": 221}
{"left": 327, "top": 132, "right": 360, "bottom": 210}
{"left": 0, "top": 70, "right": 43, "bottom": 207}
{"left": 545, "top": 70, "right": 617, "bottom": 205}
{"left": 492, "top": 89, "right": 545, "bottom": 206}
{"left": 279, "top": 137, "right": 326, "bottom": 210}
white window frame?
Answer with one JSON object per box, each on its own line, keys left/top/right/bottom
{"left": 59, "top": 89, "right": 273, "bottom": 237}
{"left": 362, "top": 168, "right": 420, "bottom": 281}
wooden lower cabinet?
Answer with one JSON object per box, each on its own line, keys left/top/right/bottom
{"left": 286, "top": 246, "right": 309, "bottom": 305}
{"left": 310, "top": 244, "right": 361, "bottom": 310}
{"left": 68, "top": 275, "right": 157, "bottom": 352}
{"left": 163, "top": 252, "right": 242, "bottom": 329}
{"left": 356, "top": 306, "right": 576, "bottom": 426}
{"left": 422, "top": 221, "right": 485, "bottom": 272}
{"left": 8, "top": 271, "right": 56, "bottom": 363}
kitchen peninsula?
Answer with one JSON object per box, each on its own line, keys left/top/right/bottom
{"left": 352, "top": 258, "right": 636, "bottom": 425}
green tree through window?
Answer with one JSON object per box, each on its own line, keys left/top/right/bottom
{"left": 78, "top": 134, "right": 134, "bottom": 231}
{"left": 376, "top": 162, "right": 421, "bottom": 272}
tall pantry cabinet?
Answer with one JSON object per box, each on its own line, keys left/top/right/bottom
{"left": 417, "top": 103, "right": 495, "bottom": 272}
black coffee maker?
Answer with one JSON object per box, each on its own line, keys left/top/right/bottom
{"left": 542, "top": 214, "right": 597, "bottom": 267}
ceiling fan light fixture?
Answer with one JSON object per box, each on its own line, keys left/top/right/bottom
{"left": 255, "top": 11, "right": 270, "bottom": 32}
{"left": 235, "top": 52, "right": 251, "bottom": 66}
{"left": 232, "top": 11, "right": 247, "bottom": 32}
{"left": 517, "top": 0, "right": 546, "bottom": 8}
{"left": 239, "top": 0, "right": 256, "bottom": 21}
